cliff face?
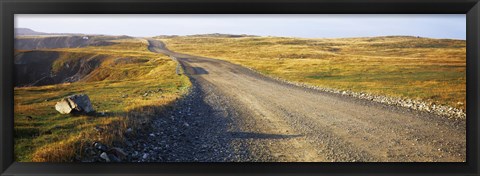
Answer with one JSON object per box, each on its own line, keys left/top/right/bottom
{"left": 14, "top": 50, "right": 106, "bottom": 87}
{"left": 13, "top": 35, "right": 137, "bottom": 87}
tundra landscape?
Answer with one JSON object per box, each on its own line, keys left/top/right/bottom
{"left": 14, "top": 27, "right": 466, "bottom": 162}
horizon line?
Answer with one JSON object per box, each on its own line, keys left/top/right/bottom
{"left": 15, "top": 28, "right": 467, "bottom": 41}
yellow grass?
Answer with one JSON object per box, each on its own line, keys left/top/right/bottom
{"left": 160, "top": 36, "right": 466, "bottom": 110}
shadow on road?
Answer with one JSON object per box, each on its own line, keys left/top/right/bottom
{"left": 191, "top": 67, "right": 209, "bottom": 75}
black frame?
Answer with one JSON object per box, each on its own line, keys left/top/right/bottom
{"left": 1, "top": 0, "right": 479, "bottom": 175}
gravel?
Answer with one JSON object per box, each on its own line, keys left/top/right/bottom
{"left": 241, "top": 65, "right": 466, "bottom": 120}
{"left": 118, "top": 78, "right": 254, "bottom": 162}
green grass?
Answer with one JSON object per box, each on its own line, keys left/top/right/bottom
{"left": 14, "top": 38, "right": 191, "bottom": 162}
{"left": 160, "top": 36, "right": 466, "bottom": 110}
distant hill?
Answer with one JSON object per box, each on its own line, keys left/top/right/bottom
{"left": 15, "top": 28, "right": 49, "bottom": 36}
{"left": 15, "top": 28, "right": 85, "bottom": 36}
{"left": 155, "top": 33, "right": 258, "bottom": 38}
{"left": 187, "top": 33, "right": 258, "bottom": 38}
{"left": 15, "top": 35, "right": 132, "bottom": 50}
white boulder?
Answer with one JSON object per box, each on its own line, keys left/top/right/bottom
{"left": 55, "top": 94, "right": 94, "bottom": 114}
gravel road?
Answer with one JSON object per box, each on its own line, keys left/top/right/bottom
{"left": 124, "top": 39, "right": 466, "bottom": 162}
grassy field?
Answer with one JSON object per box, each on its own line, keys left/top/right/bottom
{"left": 160, "top": 36, "right": 466, "bottom": 110}
{"left": 14, "top": 38, "right": 191, "bottom": 162}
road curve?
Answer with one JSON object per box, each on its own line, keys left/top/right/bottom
{"left": 139, "top": 39, "right": 465, "bottom": 162}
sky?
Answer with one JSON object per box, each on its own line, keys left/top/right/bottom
{"left": 15, "top": 14, "right": 466, "bottom": 40}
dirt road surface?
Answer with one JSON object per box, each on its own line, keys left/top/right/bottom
{"left": 126, "top": 39, "right": 465, "bottom": 162}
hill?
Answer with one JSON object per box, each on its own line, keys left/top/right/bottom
{"left": 14, "top": 35, "right": 133, "bottom": 50}
{"left": 15, "top": 28, "right": 49, "bottom": 36}
{"left": 14, "top": 28, "right": 87, "bottom": 36}
{"left": 155, "top": 33, "right": 258, "bottom": 38}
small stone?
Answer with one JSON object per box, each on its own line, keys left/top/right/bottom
{"left": 100, "top": 152, "right": 110, "bottom": 162}
{"left": 94, "top": 142, "right": 108, "bottom": 152}
{"left": 142, "top": 153, "right": 149, "bottom": 159}
{"left": 149, "top": 133, "right": 155, "bottom": 137}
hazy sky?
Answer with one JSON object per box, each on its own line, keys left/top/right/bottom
{"left": 15, "top": 14, "right": 466, "bottom": 39}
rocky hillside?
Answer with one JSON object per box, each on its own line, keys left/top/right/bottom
{"left": 13, "top": 35, "right": 141, "bottom": 87}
